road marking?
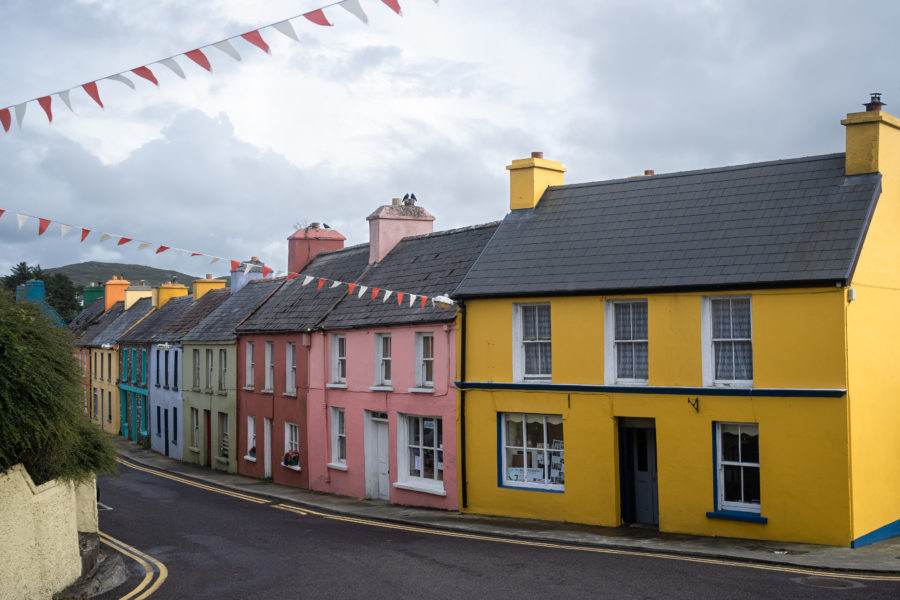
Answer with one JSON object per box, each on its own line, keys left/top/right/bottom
{"left": 273, "top": 503, "right": 308, "bottom": 516}
{"left": 277, "top": 504, "right": 900, "bottom": 583}
{"left": 99, "top": 531, "right": 168, "bottom": 600}
{"left": 98, "top": 501, "right": 114, "bottom": 511}
{"left": 117, "top": 457, "right": 269, "bottom": 504}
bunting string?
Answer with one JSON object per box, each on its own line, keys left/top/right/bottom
{"left": 0, "top": 0, "right": 404, "bottom": 132}
{"left": 0, "top": 207, "right": 454, "bottom": 310}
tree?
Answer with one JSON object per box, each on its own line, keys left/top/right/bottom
{"left": 0, "top": 290, "right": 116, "bottom": 484}
{"left": 2, "top": 262, "right": 80, "bottom": 323}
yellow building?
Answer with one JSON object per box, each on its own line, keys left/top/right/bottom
{"left": 453, "top": 96, "right": 900, "bottom": 547}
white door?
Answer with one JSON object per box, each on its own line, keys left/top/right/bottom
{"left": 264, "top": 417, "right": 272, "bottom": 478}
{"left": 365, "top": 413, "right": 390, "bottom": 500}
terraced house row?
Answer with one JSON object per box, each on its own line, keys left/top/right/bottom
{"left": 70, "top": 97, "right": 900, "bottom": 548}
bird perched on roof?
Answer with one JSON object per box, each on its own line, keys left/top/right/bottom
{"left": 403, "top": 193, "right": 417, "bottom": 206}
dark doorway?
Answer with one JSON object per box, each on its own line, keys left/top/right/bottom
{"left": 164, "top": 408, "right": 170, "bottom": 456}
{"left": 204, "top": 409, "right": 212, "bottom": 467}
{"left": 618, "top": 418, "right": 659, "bottom": 526}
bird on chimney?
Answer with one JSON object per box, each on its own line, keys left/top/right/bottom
{"left": 403, "top": 193, "right": 416, "bottom": 206}
{"left": 323, "top": 223, "right": 331, "bottom": 229}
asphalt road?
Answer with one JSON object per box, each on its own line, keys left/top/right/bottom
{"left": 95, "top": 462, "right": 900, "bottom": 599}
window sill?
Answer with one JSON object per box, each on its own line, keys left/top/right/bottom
{"left": 216, "top": 390, "right": 228, "bottom": 396}
{"left": 283, "top": 391, "right": 297, "bottom": 397}
{"left": 327, "top": 382, "right": 347, "bottom": 389}
{"left": 244, "top": 455, "right": 257, "bottom": 462}
{"left": 282, "top": 464, "right": 302, "bottom": 472}
{"left": 709, "top": 381, "right": 753, "bottom": 389}
{"left": 499, "top": 482, "right": 564, "bottom": 493}
{"left": 408, "top": 386, "right": 434, "bottom": 394}
{"left": 393, "top": 480, "right": 446, "bottom": 496}
{"left": 188, "top": 446, "right": 200, "bottom": 454}
{"left": 370, "top": 385, "right": 393, "bottom": 392}
{"left": 612, "top": 380, "right": 648, "bottom": 386}
{"left": 515, "top": 378, "right": 552, "bottom": 385}
{"left": 203, "top": 388, "right": 213, "bottom": 394}
{"left": 706, "top": 510, "right": 767, "bottom": 524}
{"left": 327, "top": 462, "right": 348, "bottom": 471}
{"left": 215, "top": 456, "right": 229, "bottom": 466}
{"left": 243, "top": 385, "right": 254, "bottom": 391}
{"left": 261, "top": 389, "right": 274, "bottom": 395}
{"left": 191, "top": 387, "right": 202, "bottom": 392}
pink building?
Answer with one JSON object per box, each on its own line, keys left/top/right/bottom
{"left": 237, "top": 201, "right": 496, "bottom": 510}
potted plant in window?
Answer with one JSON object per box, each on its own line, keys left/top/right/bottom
{"left": 282, "top": 450, "right": 299, "bottom": 467}
{"left": 248, "top": 445, "right": 256, "bottom": 458}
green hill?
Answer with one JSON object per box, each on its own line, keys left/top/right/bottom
{"left": 43, "top": 261, "right": 227, "bottom": 288}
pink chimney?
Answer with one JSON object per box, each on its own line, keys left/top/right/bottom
{"left": 366, "top": 198, "right": 434, "bottom": 264}
{"left": 287, "top": 223, "right": 346, "bottom": 274}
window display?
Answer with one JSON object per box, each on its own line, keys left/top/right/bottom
{"left": 502, "top": 413, "right": 564, "bottom": 490}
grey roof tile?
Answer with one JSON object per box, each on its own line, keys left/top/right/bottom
{"left": 183, "top": 279, "right": 284, "bottom": 342}
{"left": 89, "top": 297, "right": 154, "bottom": 347}
{"left": 454, "top": 153, "right": 880, "bottom": 297}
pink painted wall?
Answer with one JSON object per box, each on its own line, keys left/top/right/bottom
{"left": 305, "top": 322, "right": 458, "bottom": 510}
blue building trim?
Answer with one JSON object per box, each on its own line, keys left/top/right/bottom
{"left": 456, "top": 381, "right": 846, "bottom": 398}
{"left": 706, "top": 510, "right": 768, "bottom": 524}
{"left": 119, "top": 383, "right": 148, "bottom": 395}
{"left": 851, "top": 518, "right": 900, "bottom": 548}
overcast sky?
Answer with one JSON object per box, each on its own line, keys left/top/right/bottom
{"left": 1, "top": 0, "right": 897, "bottom": 281}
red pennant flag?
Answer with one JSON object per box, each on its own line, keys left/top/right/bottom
{"left": 117, "top": 237, "right": 132, "bottom": 246}
{"left": 191, "top": 252, "right": 202, "bottom": 257}
{"left": 347, "top": 282, "right": 356, "bottom": 295}
{"left": 230, "top": 260, "right": 241, "bottom": 272}
{"left": 0, "top": 210, "right": 5, "bottom": 219}
{"left": 420, "top": 296, "right": 427, "bottom": 309}
{"left": 185, "top": 49, "right": 212, "bottom": 71}
{"left": 0, "top": 108, "right": 10, "bottom": 132}
{"left": 371, "top": 287, "right": 381, "bottom": 300}
{"left": 287, "top": 273, "right": 298, "bottom": 280}
{"left": 262, "top": 266, "right": 273, "bottom": 277}
{"left": 380, "top": 0, "right": 402, "bottom": 15}
{"left": 82, "top": 82, "right": 104, "bottom": 108}
{"left": 81, "top": 228, "right": 91, "bottom": 242}
{"left": 303, "top": 9, "right": 332, "bottom": 26}
{"left": 38, "top": 218, "right": 50, "bottom": 235}
{"left": 396, "top": 292, "right": 405, "bottom": 306}
{"left": 317, "top": 278, "right": 326, "bottom": 290}
{"left": 37, "top": 96, "right": 52, "bottom": 122}
{"left": 241, "top": 31, "right": 270, "bottom": 54}
{"left": 156, "top": 245, "right": 170, "bottom": 254}
{"left": 131, "top": 66, "right": 159, "bottom": 86}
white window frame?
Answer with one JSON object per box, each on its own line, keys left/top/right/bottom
{"left": 500, "top": 413, "right": 564, "bottom": 491}
{"left": 190, "top": 408, "right": 199, "bottom": 448}
{"left": 245, "top": 415, "right": 256, "bottom": 461}
{"left": 604, "top": 299, "right": 649, "bottom": 385}
{"left": 395, "top": 414, "right": 445, "bottom": 496}
{"left": 702, "top": 296, "right": 753, "bottom": 387}
{"left": 205, "top": 349, "right": 214, "bottom": 390}
{"left": 413, "top": 332, "right": 435, "bottom": 390}
{"left": 192, "top": 349, "right": 200, "bottom": 388}
{"left": 244, "top": 341, "right": 255, "bottom": 389}
{"left": 219, "top": 349, "right": 227, "bottom": 392}
{"left": 512, "top": 303, "right": 552, "bottom": 383}
{"left": 264, "top": 341, "right": 274, "bottom": 392}
{"left": 331, "top": 334, "right": 347, "bottom": 385}
{"left": 374, "top": 333, "right": 392, "bottom": 387}
{"left": 218, "top": 412, "right": 229, "bottom": 458}
{"left": 328, "top": 407, "right": 347, "bottom": 470}
{"left": 286, "top": 342, "right": 296, "bottom": 395}
{"left": 715, "top": 422, "right": 761, "bottom": 513}
{"left": 284, "top": 422, "right": 301, "bottom": 471}
{"left": 92, "top": 388, "right": 98, "bottom": 419}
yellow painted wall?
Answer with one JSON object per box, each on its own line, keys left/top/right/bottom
{"left": 842, "top": 107, "right": 900, "bottom": 544}
{"left": 91, "top": 347, "right": 121, "bottom": 434}
{"left": 461, "top": 288, "right": 853, "bottom": 545}
{"left": 0, "top": 465, "right": 83, "bottom": 599}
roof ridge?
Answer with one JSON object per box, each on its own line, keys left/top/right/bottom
{"left": 552, "top": 152, "right": 846, "bottom": 191}
{"left": 399, "top": 221, "right": 501, "bottom": 242}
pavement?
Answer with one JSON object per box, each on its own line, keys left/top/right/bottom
{"left": 109, "top": 435, "right": 900, "bottom": 577}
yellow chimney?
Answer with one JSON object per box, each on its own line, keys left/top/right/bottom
{"left": 842, "top": 93, "right": 900, "bottom": 175}
{"left": 153, "top": 281, "right": 189, "bottom": 308}
{"left": 124, "top": 282, "right": 152, "bottom": 309}
{"left": 192, "top": 274, "right": 226, "bottom": 301}
{"left": 506, "top": 151, "right": 566, "bottom": 210}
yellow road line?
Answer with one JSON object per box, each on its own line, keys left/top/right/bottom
{"left": 117, "top": 457, "right": 268, "bottom": 504}
{"left": 273, "top": 504, "right": 308, "bottom": 516}
{"left": 274, "top": 504, "right": 900, "bottom": 583}
{"left": 99, "top": 531, "right": 168, "bottom": 599}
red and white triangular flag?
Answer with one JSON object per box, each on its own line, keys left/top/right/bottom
{"left": 358, "top": 285, "right": 368, "bottom": 298}
{"left": 241, "top": 30, "right": 270, "bottom": 54}
{"left": 185, "top": 49, "right": 212, "bottom": 71}
{"left": 382, "top": 290, "right": 393, "bottom": 303}
{"left": 16, "top": 214, "right": 27, "bottom": 230}
{"left": 303, "top": 9, "right": 332, "bottom": 26}
{"left": 272, "top": 20, "right": 299, "bottom": 41}
{"left": 81, "top": 228, "right": 91, "bottom": 242}
{"left": 107, "top": 74, "right": 135, "bottom": 90}
{"left": 99, "top": 233, "right": 113, "bottom": 243}
{"left": 38, "top": 218, "right": 50, "bottom": 235}
{"left": 380, "top": 0, "right": 402, "bottom": 15}
{"left": 213, "top": 40, "right": 242, "bottom": 61}
{"left": 37, "top": 97, "right": 52, "bottom": 122}
{"left": 330, "top": 280, "right": 341, "bottom": 288}
{"left": 82, "top": 82, "right": 104, "bottom": 108}
{"left": 60, "top": 224, "right": 72, "bottom": 239}
{"left": 14, "top": 103, "right": 27, "bottom": 128}
{"left": 303, "top": 276, "right": 314, "bottom": 286}
{"left": 157, "top": 245, "right": 170, "bottom": 254}
{"left": 340, "top": 0, "right": 369, "bottom": 23}
{"left": 131, "top": 67, "right": 159, "bottom": 86}
{"left": 317, "top": 278, "right": 326, "bottom": 290}
{"left": 118, "top": 237, "right": 132, "bottom": 246}
{"left": 137, "top": 242, "right": 151, "bottom": 251}
{"left": 158, "top": 58, "right": 186, "bottom": 79}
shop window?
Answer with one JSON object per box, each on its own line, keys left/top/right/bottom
{"left": 500, "top": 413, "right": 564, "bottom": 491}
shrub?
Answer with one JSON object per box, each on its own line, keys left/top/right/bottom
{"left": 0, "top": 290, "right": 116, "bottom": 484}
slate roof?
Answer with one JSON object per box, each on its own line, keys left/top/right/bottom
{"left": 69, "top": 298, "right": 105, "bottom": 338}
{"left": 237, "top": 244, "right": 371, "bottom": 333}
{"left": 118, "top": 296, "right": 190, "bottom": 345}
{"left": 75, "top": 302, "right": 124, "bottom": 347}
{"left": 453, "top": 153, "right": 881, "bottom": 297}
{"left": 88, "top": 297, "right": 154, "bottom": 348}
{"left": 319, "top": 223, "right": 499, "bottom": 329}
{"left": 183, "top": 279, "right": 284, "bottom": 342}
